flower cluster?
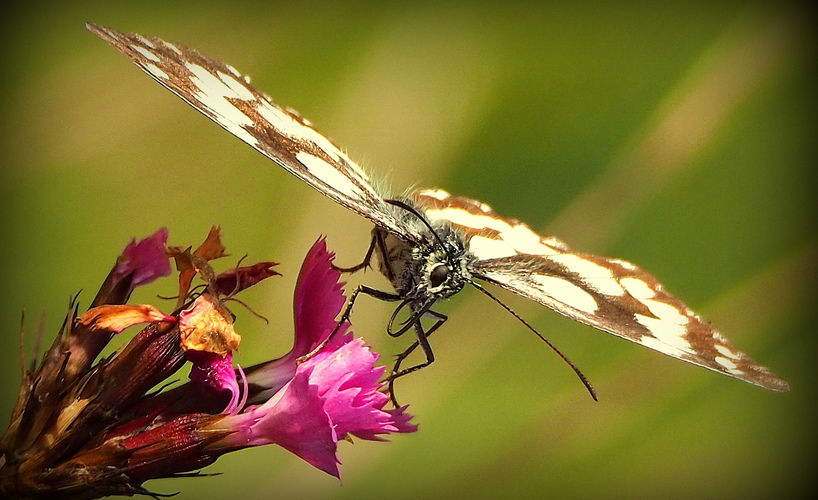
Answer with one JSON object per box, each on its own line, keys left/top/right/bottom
{"left": 0, "top": 228, "right": 416, "bottom": 499}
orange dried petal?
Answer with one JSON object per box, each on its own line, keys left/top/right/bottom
{"left": 178, "top": 294, "right": 240, "bottom": 356}
{"left": 77, "top": 304, "right": 174, "bottom": 334}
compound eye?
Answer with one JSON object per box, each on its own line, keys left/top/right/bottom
{"left": 429, "top": 264, "right": 449, "bottom": 288}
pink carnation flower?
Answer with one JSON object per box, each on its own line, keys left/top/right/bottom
{"left": 0, "top": 230, "right": 415, "bottom": 499}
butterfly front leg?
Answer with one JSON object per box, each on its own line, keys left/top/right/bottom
{"left": 331, "top": 230, "right": 391, "bottom": 278}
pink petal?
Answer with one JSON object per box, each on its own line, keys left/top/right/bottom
{"left": 230, "top": 370, "right": 340, "bottom": 477}
{"left": 243, "top": 238, "right": 349, "bottom": 395}
{"left": 187, "top": 351, "right": 243, "bottom": 414}
{"left": 303, "top": 337, "right": 417, "bottom": 440}
{"left": 291, "top": 238, "right": 348, "bottom": 358}
{"left": 114, "top": 227, "right": 172, "bottom": 289}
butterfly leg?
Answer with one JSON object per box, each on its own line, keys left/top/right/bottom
{"left": 387, "top": 308, "right": 448, "bottom": 406}
{"left": 331, "top": 230, "right": 390, "bottom": 277}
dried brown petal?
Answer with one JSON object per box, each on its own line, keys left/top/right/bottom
{"left": 178, "top": 294, "right": 240, "bottom": 356}
{"left": 77, "top": 304, "right": 174, "bottom": 334}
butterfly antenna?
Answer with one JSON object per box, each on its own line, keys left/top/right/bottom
{"left": 385, "top": 199, "right": 453, "bottom": 258}
{"left": 469, "top": 281, "right": 598, "bottom": 401}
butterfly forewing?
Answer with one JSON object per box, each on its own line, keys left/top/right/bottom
{"left": 88, "top": 23, "right": 419, "bottom": 245}
{"left": 412, "top": 189, "right": 789, "bottom": 392}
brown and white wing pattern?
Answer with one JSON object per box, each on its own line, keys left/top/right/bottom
{"left": 87, "top": 23, "right": 420, "bottom": 244}
{"left": 411, "top": 189, "right": 789, "bottom": 392}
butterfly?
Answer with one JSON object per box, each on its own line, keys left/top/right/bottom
{"left": 87, "top": 23, "right": 789, "bottom": 397}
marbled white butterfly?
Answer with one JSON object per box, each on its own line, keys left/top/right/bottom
{"left": 88, "top": 23, "right": 789, "bottom": 397}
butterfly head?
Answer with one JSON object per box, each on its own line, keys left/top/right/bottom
{"left": 419, "top": 228, "right": 471, "bottom": 294}
{"left": 381, "top": 205, "right": 473, "bottom": 307}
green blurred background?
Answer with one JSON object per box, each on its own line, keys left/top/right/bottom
{"left": 1, "top": 1, "right": 815, "bottom": 498}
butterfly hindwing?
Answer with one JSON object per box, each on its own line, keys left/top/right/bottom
{"left": 412, "top": 188, "right": 789, "bottom": 392}
{"left": 410, "top": 188, "right": 571, "bottom": 259}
